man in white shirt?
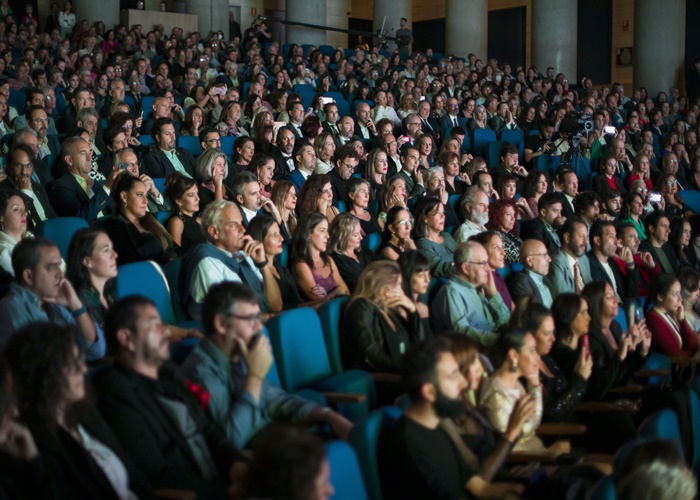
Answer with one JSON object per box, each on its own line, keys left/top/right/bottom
{"left": 455, "top": 186, "right": 489, "bottom": 243}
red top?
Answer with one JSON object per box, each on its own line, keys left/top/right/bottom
{"left": 645, "top": 308, "right": 699, "bottom": 357}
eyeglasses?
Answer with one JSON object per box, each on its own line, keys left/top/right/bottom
{"left": 468, "top": 261, "right": 489, "bottom": 267}
{"left": 226, "top": 312, "right": 263, "bottom": 323}
{"left": 666, "top": 180, "right": 678, "bottom": 186}
{"left": 11, "top": 161, "right": 33, "bottom": 171}
{"left": 396, "top": 219, "right": 411, "bottom": 226}
{"left": 526, "top": 252, "right": 549, "bottom": 258}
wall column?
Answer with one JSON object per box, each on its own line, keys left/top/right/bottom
{"left": 445, "top": 0, "right": 487, "bottom": 60}
{"left": 186, "top": 0, "right": 229, "bottom": 38}
{"left": 286, "top": 0, "right": 326, "bottom": 47}
{"left": 633, "top": 0, "right": 686, "bottom": 96}
{"left": 531, "top": 0, "right": 577, "bottom": 80}
{"left": 373, "top": 0, "right": 411, "bottom": 54}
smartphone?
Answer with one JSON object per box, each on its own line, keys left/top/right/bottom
{"left": 419, "top": 96, "right": 426, "bottom": 101}
{"left": 582, "top": 334, "right": 590, "bottom": 359}
{"left": 139, "top": 110, "right": 143, "bottom": 119}
{"left": 627, "top": 303, "right": 637, "bottom": 330}
{"left": 321, "top": 96, "right": 335, "bottom": 105}
{"left": 604, "top": 125, "right": 617, "bottom": 135}
{"left": 649, "top": 192, "right": 662, "bottom": 203}
{"left": 215, "top": 87, "right": 226, "bottom": 95}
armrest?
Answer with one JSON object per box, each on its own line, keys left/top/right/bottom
{"left": 669, "top": 355, "right": 699, "bottom": 365}
{"left": 575, "top": 401, "right": 639, "bottom": 412}
{"left": 607, "top": 384, "right": 644, "bottom": 394}
{"left": 507, "top": 451, "right": 559, "bottom": 463}
{"left": 370, "top": 372, "right": 402, "bottom": 383}
{"left": 634, "top": 369, "right": 668, "bottom": 378}
{"left": 537, "top": 423, "right": 586, "bottom": 436}
{"left": 320, "top": 392, "right": 366, "bottom": 403}
{"left": 153, "top": 489, "right": 197, "bottom": 500}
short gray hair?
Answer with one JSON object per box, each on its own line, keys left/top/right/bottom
{"left": 425, "top": 166, "right": 444, "bottom": 185}
{"left": 454, "top": 241, "right": 480, "bottom": 267}
{"left": 196, "top": 147, "right": 228, "bottom": 180}
{"left": 112, "top": 147, "right": 137, "bottom": 166}
{"left": 12, "top": 128, "right": 38, "bottom": 147}
{"left": 460, "top": 185, "right": 485, "bottom": 214}
{"left": 76, "top": 107, "right": 98, "bottom": 123}
{"left": 231, "top": 171, "right": 258, "bottom": 198}
{"left": 200, "top": 199, "right": 235, "bottom": 243}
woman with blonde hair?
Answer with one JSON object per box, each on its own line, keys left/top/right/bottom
{"left": 329, "top": 213, "right": 377, "bottom": 292}
{"left": 342, "top": 260, "right": 427, "bottom": 372}
{"left": 314, "top": 132, "right": 336, "bottom": 174}
{"left": 196, "top": 147, "right": 233, "bottom": 210}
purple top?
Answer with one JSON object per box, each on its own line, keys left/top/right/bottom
{"left": 312, "top": 265, "right": 338, "bottom": 294}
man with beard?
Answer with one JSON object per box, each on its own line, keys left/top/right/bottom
{"left": 639, "top": 211, "right": 678, "bottom": 274}
{"left": 94, "top": 296, "right": 244, "bottom": 497}
{"left": 380, "top": 336, "right": 519, "bottom": 500}
{"left": 520, "top": 192, "right": 566, "bottom": 256}
{"left": 26, "top": 105, "right": 60, "bottom": 160}
{"left": 431, "top": 242, "right": 510, "bottom": 347}
{"left": 548, "top": 217, "right": 592, "bottom": 296}
{"left": 587, "top": 220, "right": 639, "bottom": 301}
{"left": 454, "top": 186, "right": 489, "bottom": 243}
{"left": 328, "top": 145, "right": 359, "bottom": 206}
{"left": 601, "top": 189, "right": 622, "bottom": 220}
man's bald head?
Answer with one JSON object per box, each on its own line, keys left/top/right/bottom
{"left": 520, "top": 239, "right": 551, "bottom": 276}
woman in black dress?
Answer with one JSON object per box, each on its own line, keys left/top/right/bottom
{"left": 346, "top": 177, "right": 383, "bottom": 236}
{"left": 329, "top": 213, "right": 377, "bottom": 292}
{"left": 164, "top": 172, "right": 206, "bottom": 252}
{"left": 379, "top": 206, "right": 417, "bottom": 260}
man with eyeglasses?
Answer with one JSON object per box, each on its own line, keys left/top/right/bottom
{"left": 97, "top": 126, "right": 131, "bottom": 178}
{"left": 181, "top": 200, "right": 282, "bottom": 321}
{"left": 328, "top": 145, "right": 360, "bottom": 206}
{"left": 12, "top": 87, "right": 57, "bottom": 133}
{"left": 380, "top": 133, "right": 401, "bottom": 176}
{"left": 431, "top": 241, "right": 510, "bottom": 347}
{"left": 655, "top": 153, "right": 690, "bottom": 189}
{"left": 0, "top": 144, "right": 55, "bottom": 226}
{"left": 182, "top": 281, "right": 352, "bottom": 449}
{"left": 455, "top": 186, "right": 489, "bottom": 243}
{"left": 26, "top": 105, "right": 60, "bottom": 160}
{"left": 509, "top": 239, "right": 554, "bottom": 307}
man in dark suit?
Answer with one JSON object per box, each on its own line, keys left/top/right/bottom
{"left": 47, "top": 136, "right": 121, "bottom": 221}
{"left": 143, "top": 118, "right": 197, "bottom": 179}
{"left": 489, "top": 101, "right": 520, "bottom": 138}
{"left": 416, "top": 100, "right": 440, "bottom": 138}
{"left": 0, "top": 144, "right": 56, "bottom": 228}
{"left": 321, "top": 102, "right": 340, "bottom": 138}
{"left": 520, "top": 192, "right": 564, "bottom": 256}
{"left": 272, "top": 127, "right": 296, "bottom": 180}
{"left": 285, "top": 142, "right": 316, "bottom": 193}
{"left": 97, "top": 127, "right": 131, "bottom": 178}
{"left": 508, "top": 239, "right": 554, "bottom": 307}
{"left": 555, "top": 169, "right": 578, "bottom": 219}
{"left": 587, "top": 220, "right": 639, "bottom": 301}
{"left": 438, "top": 97, "right": 466, "bottom": 138}
{"left": 11, "top": 128, "right": 52, "bottom": 185}
{"left": 328, "top": 145, "right": 360, "bottom": 207}
{"left": 94, "top": 296, "right": 243, "bottom": 497}
{"left": 284, "top": 101, "right": 305, "bottom": 139}
{"left": 230, "top": 171, "right": 263, "bottom": 227}
{"left": 27, "top": 106, "right": 61, "bottom": 161}
{"left": 100, "top": 78, "right": 133, "bottom": 118}
{"left": 490, "top": 143, "right": 528, "bottom": 191}
{"left": 354, "top": 102, "right": 378, "bottom": 146}
{"left": 638, "top": 211, "right": 678, "bottom": 274}
{"left": 216, "top": 60, "right": 241, "bottom": 90}
{"left": 57, "top": 87, "right": 94, "bottom": 134}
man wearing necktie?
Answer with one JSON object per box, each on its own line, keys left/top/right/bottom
{"left": 548, "top": 217, "right": 592, "bottom": 297}
{"left": 430, "top": 241, "right": 511, "bottom": 347}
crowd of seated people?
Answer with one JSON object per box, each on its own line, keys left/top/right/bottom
{"left": 0, "top": 5, "right": 697, "bottom": 498}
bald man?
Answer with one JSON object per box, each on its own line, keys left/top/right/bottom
{"left": 354, "top": 102, "right": 378, "bottom": 141}
{"left": 508, "top": 239, "right": 554, "bottom": 307}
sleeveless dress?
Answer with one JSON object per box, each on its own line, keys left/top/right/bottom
{"left": 311, "top": 265, "right": 338, "bottom": 294}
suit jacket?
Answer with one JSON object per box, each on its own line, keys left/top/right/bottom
{"left": 638, "top": 239, "right": 679, "bottom": 274}
{"left": 508, "top": 268, "right": 553, "bottom": 305}
{"left": 587, "top": 251, "right": 639, "bottom": 300}
{"left": 0, "top": 178, "right": 56, "bottom": 228}
{"left": 272, "top": 147, "right": 296, "bottom": 180}
{"left": 285, "top": 169, "right": 308, "bottom": 193}
{"left": 284, "top": 122, "right": 303, "bottom": 139}
{"left": 559, "top": 193, "right": 575, "bottom": 218}
{"left": 548, "top": 250, "right": 591, "bottom": 296}
{"left": 39, "top": 134, "right": 61, "bottom": 158}
{"left": 93, "top": 362, "right": 241, "bottom": 496}
{"left": 143, "top": 147, "right": 197, "bottom": 179}
{"left": 520, "top": 218, "right": 561, "bottom": 256}
{"left": 47, "top": 173, "right": 111, "bottom": 221}
{"left": 418, "top": 116, "right": 440, "bottom": 137}
{"left": 397, "top": 169, "right": 426, "bottom": 200}
{"left": 328, "top": 167, "right": 350, "bottom": 206}
{"left": 592, "top": 174, "right": 627, "bottom": 196}
{"left": 322, "top": 120, "right": 340, "bottom": 138}
{"left": 438, "top": 114, "right": 465, "bottom": 138}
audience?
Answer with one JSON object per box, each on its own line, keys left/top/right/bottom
{"left": 329, "top": 212, "right": 377, "bottom": 292}
{"left": 415, "top": 197, "right": 458, "bottom": 278}
{"left": 0, "top": 190, "right": 31, "bottom": 275}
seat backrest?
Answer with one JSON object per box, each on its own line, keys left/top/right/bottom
{"left": 680, "top": 190, "right": 700, "bottom": 213}
{"left": 116, "top": 260, "right": 176, "bottom": 325}
{"left": 177, "top": 136, "right": 202, "bottom": 156}
{"left": 318, "top": 297, "right": 350, "bottom": 374}
{"left": 220, "top": 136, "right": 236, "bottom": 156}
{"left": 361, "top": 232, "right": 382, "bottom": 253}
{"left": 349, "top": 406, "right": 402, "bottom": 500}
{"left": 472, "top": 128, "right": 496, "bottom": 149}
{"left": 35, "top": 217, "right": 89, "bottom": 258}
{"left": 642, "top": 352, "right": 671, "bottom": 386}
{"left": 141, "top": 96, "right": 155, "bottom": 113}
{"left": 152, "top": 177, "right": 166, "bottom": 194}
{"left": 689, "top": 389, "right": 700, "bottom": 472}
{"left": 486, "top": 140, "right": 503, "bottom": 168}
{"left": 638, "top": 408, "right": 680, "bottom": 442}
{"left": 140, "top": 135, "right": 154, "bottom": 146}
{"left": 326, "top": 440, "right": 369, "bottom": 500}
{"left": 266, "top": 308, "right": 332, "bottom": 391}
{"left": 588, "top": 475, "right": 617, "bottom": 500}
{"left": 501, "top": 128, "right": 524, "bottom": 146}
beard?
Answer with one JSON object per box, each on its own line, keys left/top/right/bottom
{"left": 473, "top": 211, "right": 489, "bottom": 227}
{"left": 434, "top": 385, "right": 467, "bottom": 419}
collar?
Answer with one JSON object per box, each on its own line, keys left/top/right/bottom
{"left": 564, "top": 251, "right": 578, "bottom": 267}
{"left": 160, "top": 147, "right": 177, "bottom": 157}
{"left": 9, "top": 282, "right": 41, "bottom": 307}
{"left": 542, "top": 219, "right": 557, "bottom": 233}
{"left": 526, "top": 268, "right": 546, "bottom": 282}
{"left": 450, "top": 274, "right": 478, "bottom": 290}
{"left": 71, "top": 172, "right": 88, "bottom": 190}
{"left": 198, "top": 337, "right": 232, "bottom": 371}
{"left": 463, "top": 218, "right": 484, "bottom": 231}
{"left": 241, "top": 205, "right": 258, "bottom": 221}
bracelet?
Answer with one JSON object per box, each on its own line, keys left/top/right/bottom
{"left": 71, "top": 304, "right": 87, "bottom": 318}
{"left": 254, "top": 258, "right": 269, "bottom": 269}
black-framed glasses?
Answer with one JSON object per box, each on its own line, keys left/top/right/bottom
{"left": 227, "top": 312, "right": 263, "bottom": 323}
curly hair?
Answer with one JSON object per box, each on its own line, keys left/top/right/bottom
{"left": 297, "top": 173, "right": 332, "bottom": 218}
{"left": 485, "top": 198, "right": 519, "bottom": 234}
{"left": 4, "top": 323, "right": 80, "bottom": 430}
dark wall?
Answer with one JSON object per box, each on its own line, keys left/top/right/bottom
{"left": 686, "top": 0, "right": 700, "bottom": 74}
{"left": 413, "top": 19, "right": 445, "bottom": 54}
{"left": 577, "top": 0, "right": 612, "bottom": 84}
{"left": 348, "top": 18, "right": 374, "bottom": 49}
{"left": 488, "top": 7, "right": 526, "bottom": 68}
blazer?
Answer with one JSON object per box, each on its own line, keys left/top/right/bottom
{"left": 26, "top": 407, "right": 151, "bottom": 500}
{"left": 508, "top": 268, "right": 554, "bottom": 305}
{"left": 638, "top": 239, "right": 679, "bottom": 274}
{"left": 0, "top": 178, "right": 56, "bottom": 228}
{"left": 438, "top": 114, "right": 466, "bottom": 138}
{"left": 47, "top": 173, "right": 111, "bottom": 221}
{"left": 93, "top": 362, "right": 241, "bottom": 497}
{"left": 272, "top": 147, "right": 296, "bottom": 180}
{"left": 559, "top": 193, "right": 575, "bottom": 219}
{"left": 284, "top": 168, "right": 308, "bottom": 193}
{"left": 587, "top": 251, "right": 639, "bottom": 300}
{"left": 143, "top": 147, "right": 197, "bottom": 179}
{"left": 520, "top": 218, "right": 560, "bottom": 256}
{"left": 548, "top": 251, "right": 591, "bottom": 297}
{"left": 592, "top": 173, "right": 627, "bottom": 196}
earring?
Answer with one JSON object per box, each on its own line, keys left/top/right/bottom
{"left": 88, "top": 263, "right": 93, "bottom": 269}
{"left": 510, "top": 359, "right": 518, "bottom": 372}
